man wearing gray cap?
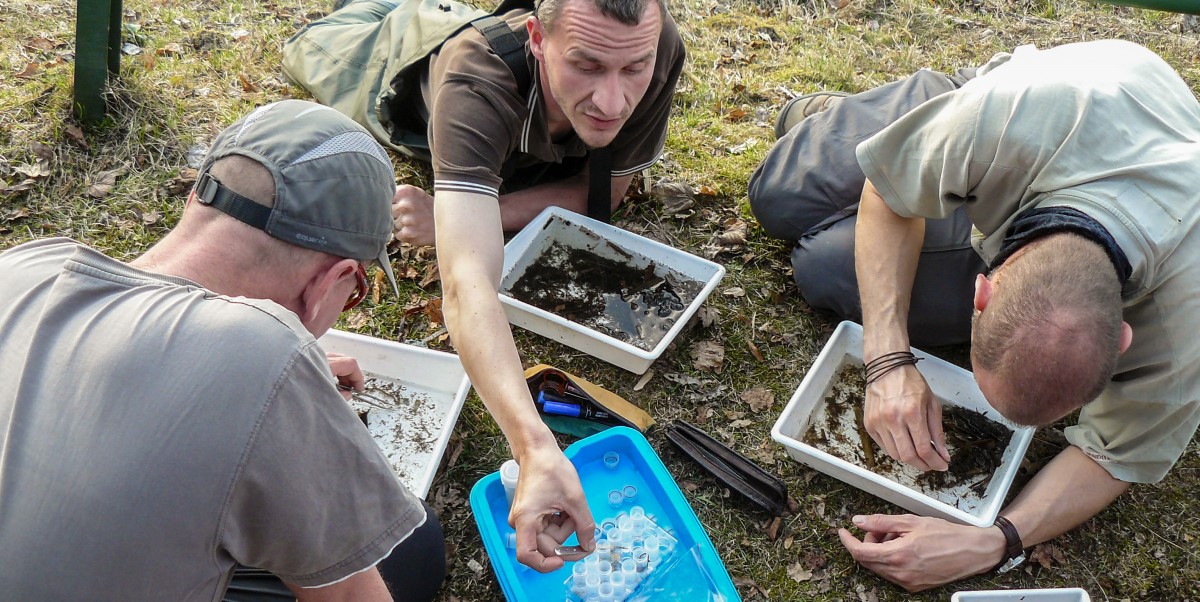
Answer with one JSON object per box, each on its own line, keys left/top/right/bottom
{"left": 0, "top": 100, "right": 444, "bottom": 601}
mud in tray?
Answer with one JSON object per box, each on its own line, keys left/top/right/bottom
{"left": 770, "top": 321, "right": 1035, "bottom": 527}
{"left": 499, "top": 207, "right": 724, "bottom": 374}
{"left": 317, "top": 329, "right": 472, "bottom": 499}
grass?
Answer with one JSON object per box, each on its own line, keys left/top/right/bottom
{"left": 3, "top": 0, "right": 1200, "bottom": 599}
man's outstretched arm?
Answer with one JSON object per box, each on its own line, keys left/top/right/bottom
{"left": 434, "top": 189, "right": 596, "bottom": 572}
{"left": 839, "top": 445, "right": 1130, "bottom": 592}
{"left": 855, "top": 179, "right": 950, "bottom": 471}
{"left": 395, "top": 172, "right": 634, "bottom": 246}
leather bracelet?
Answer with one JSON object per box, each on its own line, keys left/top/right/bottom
{"left": 992, "top": 515, "right": 1025, "bottom": 572}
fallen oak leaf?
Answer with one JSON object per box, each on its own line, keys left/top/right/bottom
{"left": 787, "top": 562, "right": 813, "bottom": 583}
{"left": 156, "top": 43, "right": 185, "bottom": 56}
{"left": 87, "top": 168, "right": 124, "bottom": 198}
{"left": 740, "top": 387, "right": 774, "bottom": 412}
{"left": 16, "top": 62, "right": 40, "bottom": 78}
{"left": 690, "top": 340, "right": 725, "bottom": 373}
{"left": 26, "top": 37, "right": 56, "bottom": 52}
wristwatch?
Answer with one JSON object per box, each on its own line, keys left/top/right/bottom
{"left": 992, "top": 515, "right": 1026, "bottom": 574}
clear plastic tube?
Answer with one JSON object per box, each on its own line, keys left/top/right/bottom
{"left": 500, "top": 459, "right": 520, "bottom": 508}
{"left": 607, "top": 490, "right": 624, "bottom": 508}
{"left": 622, "top": 484, "right": 638, "bottom": 502}
{"left": 573, "top": 561, "right": 588, "bottom": 586}
{"left": 585, "top": 572, "right": 601, "bottom": 597}
{"left": 603, "top": 451, "right": 620, "bottom": 469}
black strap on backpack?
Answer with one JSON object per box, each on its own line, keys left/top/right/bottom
{"left": 471, "top": 14, "right": 614, "bottom": 223}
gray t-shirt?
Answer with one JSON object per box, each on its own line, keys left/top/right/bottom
{"left": 0, "top": 239, "right": 424, "bottom": 599}
{"left": 856, "top": 39, "right": 1200, "bottom": 483}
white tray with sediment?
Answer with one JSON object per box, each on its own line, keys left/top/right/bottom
{"left": 771, "top": 321, "right": 1035, "bottom": 528}
{"left": 498, "top": 206, "right": 724, "bottom": 374}
{"left": 318, "top": 329, "right": 472, "bottom": 499}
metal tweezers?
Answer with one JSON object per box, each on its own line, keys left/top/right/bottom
{"left": 337, "top": 384, "right": 395, "bottom": 409}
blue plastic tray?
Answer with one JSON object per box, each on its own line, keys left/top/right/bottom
{"left": 470, "top": 427, "right": 741, "bottom": 601}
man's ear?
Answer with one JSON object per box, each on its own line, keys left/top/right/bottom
{"left": 973, "top": 273, "right": 992, "bottom": 312}
{"left": 527, "top": 16, "right": 546, "bottom": 62}
{"left": 1119, "top": 321, "right": 1133, "bottom": 355}
{"left": 298, "top": 258, "right": 357, "bottom": 326}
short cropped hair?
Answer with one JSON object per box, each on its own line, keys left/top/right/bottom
{"left": 970, "top": 233, "right": 1123, "bottom": 426}
{"left": 537, "top": 0, "right": 666, "bottom": 32}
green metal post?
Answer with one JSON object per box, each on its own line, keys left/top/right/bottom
{"left": 1090, "top": 0, "right": 1200, "bottom": 14}
{"left": 74, "top": 0, "right": 121, "bottom": 123}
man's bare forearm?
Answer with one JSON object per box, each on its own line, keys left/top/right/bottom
{"left": 1002, "top": 445, "right": 1131, "bottom": 547}
{"left": 435, "top": 191, "right": 557, "bottom": 459}
{"left": 855, "top": 179, "right": 926, "bottom": 360}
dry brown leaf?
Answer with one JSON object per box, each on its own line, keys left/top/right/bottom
{"left": 343, "top": 311, "right": 369, "bottom": 329}
{"left": 695, "top": 306, "right": 719, "bottom": 328}
{"left": 747, "top": 340, "right": 765, "bottom": 363}
{"left": 717, "top": 218, "right": 749, "bottom": 246}
{"left": 65, "top": 125, "right": 89, "bottom": 150}
{"left": 27, "top": 37, "right": 56, "bottom": 51}
{"left": 787, "top": 562, "right": 813, "bottom": 583}
{"left": 633, "top": 369, "right": 654, "bottom": 392}
{"left": 691, "top": 340, "right": 725, "bottom": 373}
{"left": 87, "top": 169, "right": 123, "bottom": 198}
{"left": 1029, "top": 543, "right": 1065, "bottom": 570}
{"left": 0, "top": 179, "right": 36, "bottom": 196}
{"left": 156, "top": 43, "right": 185, "bottom": 56}
{"left": 372, "top": 269, "right": 384, "bottom": 305}
{"left": 422, "top": 297, "right": 445, "bottom": 327}
{"left": 723, "top": 287, "right": 746, "bottom": 298}
{"left": 419, "top": 263, "right": 440, "bottom": 288}
{"left": 167, "top": 168, "right": 198, "bottom": 195}
{"left": 725, "top": 107, "right": 748, "bottom": 122}
{"left": 238, "top": 73, "right": 260, "bottom": 93}
{"left": 740, "top": 387, "right": 774, "bottom": 413}
{"left": 651, "top": 180, "right": 694, "bottom": 214}
{"left": 783, "top": 536, "right": 794, "bottom": 549}
{"left": 31, "top": 142, "right": 54, "bottom": 162}
{"left": 141, "top": 210, "right": 161, "bottom": 225}
{"left": 3, "top": 208, "right": 31, "bottom": 222}
{"left": 16, "top": 62, "right": 40, "bottom": 79}
{"left": 681, "top": 481, "right": 699, "bottom": 492}
{"left": 765, "top": 516, "right": 782, "bottom": 541}
{"left": 729, "top": 418, "right": 752, "bottom": 428}
{"left": 697, "top": 184, "right": 718, "bottom": 196}
{"left": 13, "top": 162, "right": 50, "bottom": 179}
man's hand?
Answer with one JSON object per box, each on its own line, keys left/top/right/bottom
{"left": 326, "top": 352, "right": 365, "bottom": 400}
{"left": 393, "top": 184, "right": 436, "bottom": 246}
{"left": 510, "top": 445, "right": 596, "bottom": 572}
{"left": 837, "top": 514, "right": 1005, "bottom": 592}
{"left": 863, "top": 366, "right": 950, "bottom": 471}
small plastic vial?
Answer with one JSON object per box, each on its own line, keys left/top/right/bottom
{"left": 598, "top": 582, "right": 615, "bottom": 602}
{"left": 622, "top": 484, "right": 638, "bottom": 502}
{"left": 609, "top": 571, "right": 627, "bottom": 598}
{"left": 572, "top": 562, "right": 588, "bottom": 586}
{"left": 505, "top": 532, "right": 518, "bottom": 549}
{"left": 500, "top": 459, "right": 520, "bottom": 508}
{"left": 607, "top": 490, "right": 624, "bottom": 508}
{"left": 585, "top": 572, "right": 601, "bottom": 597}
{"left": 603, "top": 451, "right": 620, "bottom": 470}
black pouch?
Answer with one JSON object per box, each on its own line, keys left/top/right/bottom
{"left": 665, "top": 420, "right": 788, "bottom": 515}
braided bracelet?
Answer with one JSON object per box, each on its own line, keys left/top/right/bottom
{"left": 863, "top": 351, "right": 921, "bottom": 386}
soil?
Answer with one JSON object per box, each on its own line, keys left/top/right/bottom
{"left": 505, "top": 240, "right": 704, "bottom": 351}
{"left": 802, "top": 364, "right": 1012, "bottom": 500}
{"left": 347, "top": 376, "right": 439, "bottom": 477}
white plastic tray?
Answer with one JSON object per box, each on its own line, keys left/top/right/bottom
{"left": 952, "top": 589, "right": 1091, "bottom": 602}
{"left": 770, "top": 321, "right": 1034, "bottom": 527}
{"left": 317, "top": 329, "right": 472, "bottom": 499}
{"left": 499, "top": 207, "right": 725, "bottom": 374}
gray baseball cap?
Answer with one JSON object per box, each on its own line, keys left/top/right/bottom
{"left": 195, "top": 99, "right": 399, "bottom": 297}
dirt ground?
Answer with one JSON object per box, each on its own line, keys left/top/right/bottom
{"left": 2, "top": 0, "right": 1199, "bottom": 599}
